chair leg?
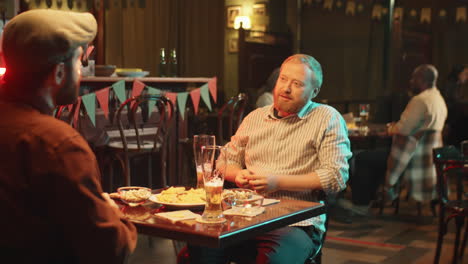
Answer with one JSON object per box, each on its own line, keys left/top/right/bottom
{"left": 459, "top": 217, "right": 468, "bottom": 261}
{"left": 394, "top": 196, "right": 400, "bottom": 215}
{"left": 430, "top": 200, "right": 438, "bottom": 217}
{"left": 434, "top": 208, "right": 446, "bottom": 264}
{"left": 453, "top": 216, "right": 464, "bottom": 264}
{"left": 416, "top": 202, "right": 422, "bottom": 217}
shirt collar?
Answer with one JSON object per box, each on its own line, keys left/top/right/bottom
{"left": 267, "top": 100, "right": 315, "bottom": 120}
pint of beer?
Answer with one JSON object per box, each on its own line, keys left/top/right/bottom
{"left": 193, "top": 135, "right": 215, "bottom": 189}
{"left": 202, "top": 179, "right": 224, "bottom": 221}
{"left": 200, "top": 145, "right": 226, "bottom": 223}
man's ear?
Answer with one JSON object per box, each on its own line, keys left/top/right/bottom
{"left": 53, "top": 62, "right": 66, "bottom": 86}
{"left": 311, "top": 87, "right": 320, "bottom": 99}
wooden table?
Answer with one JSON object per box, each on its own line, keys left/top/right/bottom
{"left": 120, "top": 199, "right": 325, "bottom": 248}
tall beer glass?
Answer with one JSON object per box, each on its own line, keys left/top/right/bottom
{"left": 193, "top": 135, "right": 215, "bottom": 188}
{"left": 201, "top": 145, "right": 226, "bottom": 223}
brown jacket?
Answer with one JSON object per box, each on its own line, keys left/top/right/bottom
{"left": 0, "top": 101, "right": 137, "bottom": 263}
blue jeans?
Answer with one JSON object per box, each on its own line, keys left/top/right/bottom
{"left": 188, "top": 225, "right": 322, "bottom": 264}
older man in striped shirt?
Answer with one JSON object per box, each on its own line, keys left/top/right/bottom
{"left": 189, "top": 54, "right": 352, "bottom": 264}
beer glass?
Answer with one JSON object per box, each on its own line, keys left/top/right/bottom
{"left": 201, "top": 145, "right": 226, "bottom": 223}
{"left": 193, "top": 135, "right": 215, "bottom": 188}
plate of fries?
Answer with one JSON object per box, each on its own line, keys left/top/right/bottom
{"left": 149, "top": 186, "right": 206, "bottom": 208}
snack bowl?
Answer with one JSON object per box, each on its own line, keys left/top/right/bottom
{"left": 117, "top": 186, "right": 152, "bottom": 204}
{"left": 223, "top": 188, "right": 263, "bottom": 213}
{"left": 94, "top": 65, "right": 116, "bottom": 76}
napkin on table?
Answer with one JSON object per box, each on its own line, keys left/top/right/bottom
{"left": 155, "top": 210, "right": 200, "bottom": 223}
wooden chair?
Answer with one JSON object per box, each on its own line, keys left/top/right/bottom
{"left": 433, "top": 146, "right": 468, "bottom": 264}
{"left": 104, "top": 94, "right": 174, "bottom": 189}
{"left": 217, "top": 93, "right": 248, "bottom": 144}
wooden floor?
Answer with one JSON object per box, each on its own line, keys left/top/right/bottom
{"left": 128, "top": 199, "right": 464, "bottom": 264}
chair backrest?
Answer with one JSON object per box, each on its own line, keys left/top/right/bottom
{"left": 54, "top": 104, "right": 78, "bottom": 127}
{"left": 432, "top": 146, "right": 467, "bottom": 203}
{"left": 113, "top": 94, "right": 174, "bottom": 187}
{"left": 217, "top": 93, "right": 248, "bottom": 144}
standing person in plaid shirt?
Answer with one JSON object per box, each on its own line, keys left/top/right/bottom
{"left": 385, "top": 64, "right": 447, "bottom": 203}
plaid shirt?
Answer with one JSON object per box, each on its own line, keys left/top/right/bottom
{"left": 386, "top": 131, "right": 443, "bottom": 201}
{"left": 386, "top": 87, "right": 447, "bottom": 201}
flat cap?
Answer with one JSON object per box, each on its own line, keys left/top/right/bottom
{"left": 2, "top": 9, "right": 97, "bottom": 73}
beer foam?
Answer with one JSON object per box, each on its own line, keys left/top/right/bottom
{"left": 204, "top": 178, "right": 223, "bottom": 187}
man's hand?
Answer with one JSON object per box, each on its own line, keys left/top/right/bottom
{"left": 245, "top": 173, "right": 279, "bottom": 192}
{"left": 235, "top": 169, "right": 252, "bottom": 188}
{"left": 102, "top": 192, "right": 119, "bottom": 209}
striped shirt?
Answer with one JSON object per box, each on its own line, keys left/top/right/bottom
{"left": 224, "top": 101, "right": 352, "bottom": 234}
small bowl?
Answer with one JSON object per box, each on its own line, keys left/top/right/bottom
{"left": 118, "top": 186, "right": 152, "bottom": 204}
{"left": 95, "top": 65, "right": 116, "bottom": 76}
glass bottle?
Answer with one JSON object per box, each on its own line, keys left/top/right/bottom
{"left": 159, "top": 48, "right": 167, "bottom": 77}
{"left": 169, "top": 48, "right": 178, "bottom": 77}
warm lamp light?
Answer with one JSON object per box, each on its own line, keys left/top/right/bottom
{"left": 0, "top": 68, "right": 5, "bottom": 76}
{"left": 234, "top": 16, "right": 251, "bottom": 29}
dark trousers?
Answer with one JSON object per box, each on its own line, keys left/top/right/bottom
{"left": 350, "top": 148, "right": 390, "bottom": 205}
{"left": 187, "top": 225, "right": 322, "bottom": 264}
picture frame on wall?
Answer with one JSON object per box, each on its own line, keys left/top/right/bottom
{"left": 228, "top": 38, "right": 238, "bottom": 53}
{"left": 253, "top": 3, "right": 267, "bottom": 16}
{"left": 227, "top": 5, "right": 241, "bottom": 28}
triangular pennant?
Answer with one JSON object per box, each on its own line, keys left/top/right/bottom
{"left": 165, "top": 92, "right": 177, "bottom": 119}
{"left": 177, "top": 92, "right": 189, "bottom": 120}
{"left": 208, "top": 77, "right": 217, "bottom": 103}
{"left": 81, "top": 93, "right": 96, "bottom": 127}
{"left": 372, "top": 4, "right": 382, "bottom": 20}
{"left": 190, "top": 88, "right": 201, "bottom": 115}
{"left": 112, "top": 80, "right": 126, "bottom": 103}
{"left": 456, "top": 7, "right": 467, "bottom": 23}
{"left": 132, "top": 80, "right": 145, "bottom": 98}
{"left": 345, "top": 1, "right": 356, "bottom": 16}
{"left": 67, "top": 104, "right": 73, "bottom": 113}
{"left": 73, "top": 97, "right": 82, "bottom": 129}
{"left": 420, "top": 8, "right": 431, "bottom": 24}
{"left": 200, "top": 83, "right": 212, "bottom": 111}
{"left": 147, "top": 86, "right": 162, "bottom": 117}
{"left": 323, "top": 0, "right": 333, "bottom": 11}
{"left": 95, "top": 87, "right": 110, "bottom": 120}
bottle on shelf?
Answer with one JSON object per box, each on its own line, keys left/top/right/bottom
{"left": 159, "top": 48, "right": 167, "bottom": 77}
{"left": 169, "top": 48, "right": 178, "bottom": 77}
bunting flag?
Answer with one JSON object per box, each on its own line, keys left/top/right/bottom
{"left": 112, "top": 80, "right": 126, "bottom": 103}
{"left": 132, "top": 80, "right": 145, "bottom": 98}
{"left": 357, "top": 3, "right": 364, "bottom": 13}
{"left": 335, "top": 0, "right": 343, "bottom": 9}
{"left": 439, "top": 9, "right": 447, "bottom": 19}
{"left": 323, "top": 0, "right": 333, "bottom": 11}
{"left": 68, "top": 78, "right": 216, "bottom": 127}
{"left": 146, "top": 86, "right": 162, "bottom": 117}
{"left": 81, "top": 93, "right": 96, "bottom": 126}
{"left": 200, "top": 83, "right": 212, "bottom": 111}
{"left": 95, "top": 87, "right": 110, "bottom": 120}
{"left": 190, "top": 88, "right": 201, "bottom": 115}
{"left": 73, "top": 97, "right": 82, "bottom": 129}
{"left": 456, "top": 7, "right": 467, "bottom": 23}
{"left": 371, "top": 4, "right": 382, "bottom": 20}
{"left": 208, "top": 77, "right": 217, "bottom": 103}
{"left": 420, "top": 8, "right": 431, "bottom": 24}
{"left": 177, "top": 92, "right": 189, "bottom": 120}
{"left": 345, "top": 1, "right": 356, "bottom": 16}
{"left": 394, "top": 7, "right": 404, "bottom": 20}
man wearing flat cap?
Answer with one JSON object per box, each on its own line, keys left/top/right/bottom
{"left": 0, "top": 9, "right": 137, "bottom": 263}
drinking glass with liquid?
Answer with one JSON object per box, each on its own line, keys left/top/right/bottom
{"left": 193, "top": 135, "right": 215, "bottom": 188}
{"left": 200, "top": 145, "right": 226, "bottom": 223}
